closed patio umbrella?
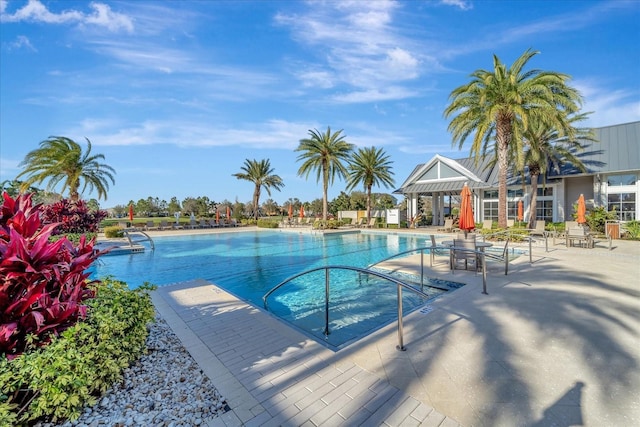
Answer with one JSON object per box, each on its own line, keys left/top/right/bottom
{"left": 216, "top": 209, "right": 220, "bottom": 225}
{"left": 517, "top": 200, "right": 523, "bottom": 222}
{"left": 129, "top": 204, "right": 134, "bottom": 223}
{"left": 288, "top": 204, "right": 293, "bottom": 219}
{"left": 299, "top": 206, "right": 305, "bottom": 218}
{"left": 577, "top": 194, "right": 587, "bottom": 224}
{"left": 226, "top": 206, "right": 231, "bottom": 219}
{"left": 458, "top": 183, "right": 475, "bottom": 236}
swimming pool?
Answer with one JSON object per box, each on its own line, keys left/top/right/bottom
{"left": 92, "top": 230, "right": 463, "bottom": 349}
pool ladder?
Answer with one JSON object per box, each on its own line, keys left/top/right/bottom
{"left": 263, "top": 265, "right": 431, "bottom": 351}
{"left": 123, "top": 229, "right": 155, "bottom": 251}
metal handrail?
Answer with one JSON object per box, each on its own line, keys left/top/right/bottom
{"left": 263, "top": 265, "right": 432, "bottom": 351}
{"left": 123, "top": 229, "right": 155, "bottom": 251}
{"left": 365, "top": 246, "right": 449, "bottom": 290}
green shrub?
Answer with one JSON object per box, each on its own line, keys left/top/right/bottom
{"left": 623, "top": 220, "right": 640, "bottom": 240}
{"left": 585, "top": 206, "right": 617, "bottom": 234}
{"left": 257, "top": 219, "right": 279, "bottom": 228}
{"left": 103, "top": 226, "right": 124, "bottom": 238}
{"left": 49, "top": 232, "right": 97, "bottom": 244}
{"left": 0, "top": 278, "right": 156, "bottom": 425}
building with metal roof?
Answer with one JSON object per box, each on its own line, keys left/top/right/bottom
{"left": 395, "top": 121, "right": 640, "bottom": 226}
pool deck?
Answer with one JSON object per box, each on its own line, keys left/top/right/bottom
{"left": 140, "top": 227, "right": 640, "bottom": 426}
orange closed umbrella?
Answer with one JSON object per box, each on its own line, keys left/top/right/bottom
{"left": 288, "top": 204, "right": 293, "bottom": 219}
{"left": 226, "top": 206, "right": 231, "bottom": 219}
{"left": 216, "top": 209, "right": 220, "bottom": 224}
{"left": 577, "top": 194, "right": 586, "bottom": 224}
{"left": 517, "top": 200, "right": 523, "bottom": 222}
{"left": 458, "top": 183, "right": 475, "bottom": 234}
{"left": 129, "top": 204, "right": 134, "bottom": 222}
{"left": 299, "top": 206, "right": 305, "bottom": 218}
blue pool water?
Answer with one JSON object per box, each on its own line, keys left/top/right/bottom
{"left": 92, "top": 230, "right": 462, "bottom": 349}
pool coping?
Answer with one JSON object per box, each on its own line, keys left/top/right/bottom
{"left": 152, "top": 276, "right": 464, "bottom": 426}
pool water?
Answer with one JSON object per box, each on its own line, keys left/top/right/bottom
{"left": 92, "top": 230, "right": 463, "bottom": 349}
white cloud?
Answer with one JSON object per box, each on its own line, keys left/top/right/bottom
{"left": 275, "top": 1, "right": 428, "bottom": 102}
{"left": 331, "top": 86, "right": 418, "bottom": 103}
{"left": 575, "top": 80, "right": 640, "bottom": 127}
{"left": 0, "top": 0, "right": 133, "bottom": 33}
{"left": 70, "top": 118, "right": 320, "bottom": 151}
{"left": 296, "top": 69, "right": 335, "bottom": 89}
{"left": 83, "top": 2, "right": 134, "bottom": 33}
{"left": 6, "top": 35, "right": 36, "bottom": 51}
{"left": 440, "top": 0, "right": 473, "bottom": 11}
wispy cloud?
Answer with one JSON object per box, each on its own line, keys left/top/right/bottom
{"left": 69, "top": 118, "right": 320, "bottom": 150}
{"left": 0, "top": 0, "right": 134, "bottom": 33}
{"left": 4, "top": 34, "right": 36, "bottom": 51}
{"left": 274, "top": 0, "right": 430, "bottom": 103}
{"left": 575, "top": 80, "right": 640, "bottom": 127}
{"left": 440, "top": 0, "right": 473, "bottom": 11}
{"left": 441, "top": 1, "right": 636, "bottom": 59}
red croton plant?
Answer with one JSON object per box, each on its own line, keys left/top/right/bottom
{"left": 0, "top": 192, "right": 102, "bottom": 359}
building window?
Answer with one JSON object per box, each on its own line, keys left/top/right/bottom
{"left": 483, "top": 201, "right": 498, "bottom": 221}
{"left": 608, "top": 193, "right": 636, "bottom": 221}
{"left": 537, "top": 187, "right": 553, "bottom": 197}
{"left": 607, "top": 174, "right": 637, "bottom": 186}
{"left": 483, "top": 186, "right": 555, "bottom": 222}
{"left": 535, "top": 200, "right": 554, "bottom": 222}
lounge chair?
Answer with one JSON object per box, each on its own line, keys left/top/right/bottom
{"left": 482, "top": 219, "right": 493, "bottom": 230}
{"left": 451, "top": 238, "right": 479, "bottom": 271}
{"left": 368, "top": 218, "right": 377, "bottom": 228}
{"left": 158, "top": 220, "right": 170, "bottom": 230}
{"left": 529, "top": 220, "right": 546, "bottom": 237}
{"left": 145, "top": 220, "right": 158, "bottom": 231}
{"left": 437, "top": 219, "right": 454, "bottom": 233}
{"left": 188, "top": 219, "right": 198, "bottom": 229}
{"left": 198, "top": 219, "right": 209, "bottom": 228}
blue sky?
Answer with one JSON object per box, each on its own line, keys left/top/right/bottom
{"left": 1, "top": 0, "right": 639, "bottom": 209}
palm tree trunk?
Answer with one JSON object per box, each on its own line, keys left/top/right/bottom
{"left": 528, "top": 171, "right": 540, "bottom": 229}
{"left": 322, "top": 162, "right": 329, "bottom": 221}
{"left": 496, "top": 116, "right": 512, "bottom": 229}
{"left": 253, "top": 186, "right": 261, "bottom": 220}
{"left": 366, "top": 185, "right": 372, "bottom": 226}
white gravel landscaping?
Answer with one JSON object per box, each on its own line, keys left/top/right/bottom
{"left": 36, "top": 315, "right": 229, "bottom": 427}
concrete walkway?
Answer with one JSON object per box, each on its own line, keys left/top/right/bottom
{"left": 150, "top": 231, "right": 640, "bottom": 426}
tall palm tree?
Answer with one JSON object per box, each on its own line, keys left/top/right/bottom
{"left": 444, "top": 48, "right": 583, "bottom": 228}
{"left": 233, "top": 159, "right": 284, "bottom": 220}
{"left": 17, "top": 136, "right": 116, "bottom": 202}
{"left": 296, "top": 127, "right": 354, "bottom": 220}
{"left": 520, "top": 112, "right": 595, "bottom": 229}
{"left": 345, "top": 146, "right": 395, "bottom": 225}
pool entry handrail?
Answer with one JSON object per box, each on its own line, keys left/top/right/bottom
{"left": 366, "top": 246, "right": 446, "bottom": 291}
{"left": 263, "top": 265, "right": 432, "bottom": 351}
{"left": 123, "top": 229, "right": 155, "bottom": 251}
